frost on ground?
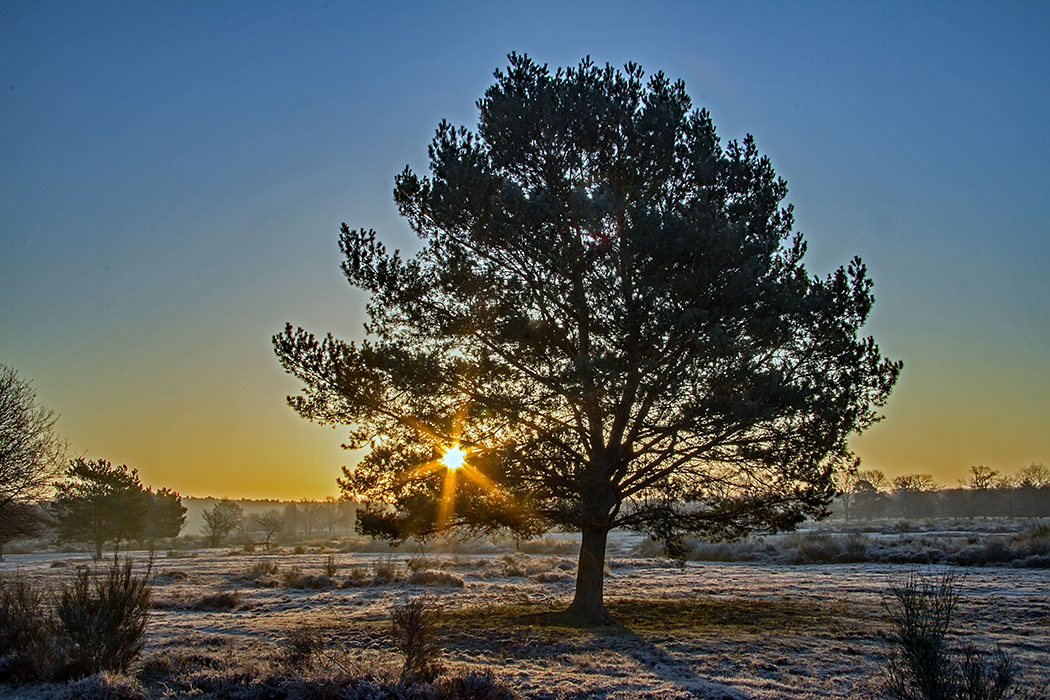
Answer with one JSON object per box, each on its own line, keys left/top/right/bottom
{"left": 1, "top": 546, "right": 1047, "bottom": 699}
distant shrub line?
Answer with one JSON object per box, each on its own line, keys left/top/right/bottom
{"left": 633, "top": 525, "right": 1050, "bottom": 568}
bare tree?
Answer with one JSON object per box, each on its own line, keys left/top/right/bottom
{"left": 249, "top": 509, "right": 283, "bottom": 550}
{"left": 200, "top": 498, "right": 243, "bottom": 547}
{"left": 834, "top": 459, "right": 861, "bottom": 521}
{"left": 857, "top": 469, "right": 888, "bottom": 492}
{"left": 299, "top": 500, "right": 324, "bottom": 539}
{"left": 321, "top": 495, "right": 340, "bottom": 534}
{"left": 0, "top": 365, "right": 66, "bottom": 549}
{"left": 1016, "top": 462, "right": 1050, "bottom": 518}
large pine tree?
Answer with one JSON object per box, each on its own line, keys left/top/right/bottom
{"left": 275, "top": 55, "right": 901, "bottom": 624}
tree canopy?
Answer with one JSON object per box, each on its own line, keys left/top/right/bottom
{"left": 54, "top": 458, "right": 149, "bottom": 560}
{"left": 274, "top": 54, "right": 901, "bottom": 624}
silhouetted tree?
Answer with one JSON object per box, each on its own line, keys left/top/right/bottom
{"left": 1015, "top": 462, "right": 1050, "bottom": 518}
{"left": 835, "top": 459, "right": 862, "bottom": 521}
{"left": 200, "top": 498, "right": 243, "bottom": 547}
{"left": 142, "top": 487, "right": 186, "bottom": 547}
{"left": 853, "top": 478, "right": 888, "bottom": 520}
{"left": 891, "top": 474, "right": 938, "bottom": 520}
{"left": 321, "top": 495, "right": 340, "bottom": 534}
{"left": 274, "top": 55, "right": 901, "bottom": 624}
{"left": 249, "top": 509, "right": 283, "bottom": 550}
{"left": 0, "top": 501, "right": 49, "bottom": 560}
{"left": 53, "top": 458, "right": 148, "bottom": 560}
{"left": 299, "top": 500, "right": 323, "bottom": 539}
{"left": 0, "top": 365, "right": 66, "bottom": 551}
{"left": 959, "top": 465, "right": 1001, "bottom": 519}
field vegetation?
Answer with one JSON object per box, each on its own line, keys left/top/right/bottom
{"left": 1, "top": 522, "right": 1047, "bottom": 699}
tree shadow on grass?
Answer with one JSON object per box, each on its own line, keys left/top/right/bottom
{"left": 444, "top": 596, "right": 832, "bottom": 699}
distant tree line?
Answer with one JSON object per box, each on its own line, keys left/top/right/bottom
{"left": 834, "top": 463, "right": 1050, "bottom": 521}
{"left": 197, "top": 497, "right": 357, "bottom": 549}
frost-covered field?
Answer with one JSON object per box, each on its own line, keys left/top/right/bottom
{"left": 2, "top": 543, "right": 1047, "bottom": 699}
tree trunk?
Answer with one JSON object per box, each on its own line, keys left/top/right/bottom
{"left": 564, "top": 525, "right": 613, "bottom": 625}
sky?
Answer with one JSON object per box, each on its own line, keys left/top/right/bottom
{"left": 1, "top": 1, "right": 1047, "bottom": 500}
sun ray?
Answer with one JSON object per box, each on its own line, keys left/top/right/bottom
{"left": 436, "top": 461, "right": 458, "bottom": 528}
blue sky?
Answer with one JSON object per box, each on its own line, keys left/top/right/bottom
{"left": 2, "top": 1, "right": 1047, "bottom": 498}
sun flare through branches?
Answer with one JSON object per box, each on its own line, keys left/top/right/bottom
{"left": 440, "top": 445, "right": 466, "bottom": 471}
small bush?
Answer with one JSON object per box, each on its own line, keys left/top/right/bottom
{"left": 281, "top": 627, "right": 325, "bottom": 669}
{"left": 408, "top": 571, "right": 465, "bottom": 588}
{"left": 879, "top": 569, "right": 1020, "bottom": 700}
{"left": 56, "top": 671, "right": 146, "bottom": 700}
{"left": 518, "top": 536, "right": 579, "bottom": 555}
{"left": 391, "top": 595, "right": 443, "bottom": 683}
{"left": 0, "top": 573, "right": 65, "bottom": 680}
{"left": 189, "top": 591, "right": 241, "bottom": 611}
{"left": 431, "top": 669, "right": 518, "bottom": 699}
{"left": 324, "top": 554, "right": 338, "bottom": 578}
{"left": 340, "top": 566, "right": 371, "bottom": 587}
{"left": 57, "top": 558, "right": 152, "bottom": 676}
{"left": 406, "top": 554, "right": 429, "bottom": 573}
{"left": 239, "top": 561, "right": 280, "bottom": 586}
{"left": 280, "top": 565, "right": 304, "bottom": 587}
{"left": 372, "top": 556, "right": 402, "bottom": 581}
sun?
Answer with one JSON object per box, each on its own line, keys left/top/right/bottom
{"left": 440, "top": 445, "right": 466, "bottom": 471}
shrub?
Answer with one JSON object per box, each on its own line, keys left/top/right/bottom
{"left": 341, "top": 566, "right": 371, "bottom": 587}
{"left": 391, "top": 595, "right": 443, "bottom": 683}
{"left": 431, "top": 669, "right": 518, "bottom": 699}
{"left": 0, "top": 573, "right": 65, "bottom": 680}
{"left": 281, "top": 627, "right": 325, "bottom": 669}
{"left": 55, "top": 671, "right": 146, "bottom": 700}
{"left": 280, "top": 565, "right": 304, "bottom": 587}
{"left": 239, "top": 561, "right": 280, "bottom": 586}
{"left": 189, "top": 591, "right": 241, "bottom": 611}
{"left": 408, "top": 571, "right": 465, "bottom": 588}
{"left": 324, "top": 554, "right": 338, "bottom": 578}
{"left": 57, "top": 558, "right": 152, "bottom": 676}
{"left": 406, "top": 554, "right": 429, "bottom": 573}
{"left": 372, "top": 556, "right": 401, "bottom": 581}
{"left": 879, "top": 569, "right": 1020, "bottom": 700}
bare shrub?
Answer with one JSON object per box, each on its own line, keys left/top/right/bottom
{"left": 880, "top": 569, "right": 1021, "bottom": 700}
{"left": 517, "top": 536, "right": 579, "bottom": 555}
{"left": 278, "top": 564, "right": 333, "bottom": 589}
{"left": 189, "top": 591, "right": 241, "bottom": 611}
{"left": 238, "top": 560, "right": 280, "bottom": 586}
{"left": 0, "top": 573, "right": 65, "bottom": 680}
{"left": 280, "top": 565, "right": 304, "bottom": 587}
{"left": 340, "top": 565, "right": 371, "bottom": 587}
{"left": 431, "top": 669, "right": 518, "bottom": 699}
{"left": 324, "top": 554, "right": 338, "bottom": 578}
{"left": 55, "top": 671, "right": 146, "bottom": 700}
{"left": 408, "top": 570, "right": 465, "bottom": 588}
{"left": 391, "top": 595, "right": 443, "bottom": 683}
{"left": 406, "top": 554, "right": 428, "bottom": 573}
{"left": 372, "top": 555, "right": 401, "bottom": 582}
{"left": 57, "top": 558, "right": 152, "bottom": 675}
{"left": 281, "top": 626, "right": 326, "bottom": 669}
{"left": 961, "top": 645, "right": 1017, "bottom": 700}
